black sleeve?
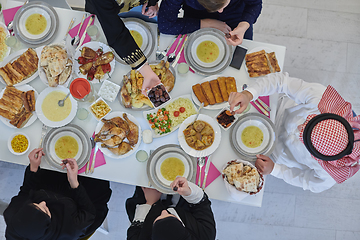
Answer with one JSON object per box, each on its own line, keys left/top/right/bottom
{"left": 86, "top": 0, "right": 147, "bottom": 69}
{"left": 147, "top": 0, "right": 159, "bottom": 7}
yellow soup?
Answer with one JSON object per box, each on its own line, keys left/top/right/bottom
{"left": 130, "top": 30, "right": 143, "bottom": 48}
{"left": 55, "top": 136, "right": 79, "bottom": 159}
{"left": 42, "top": 91, "right": 72, "bottom": 122}
{"left": 160, "top": 157, "right": 185, "bottom": 181}
{"left": 25, "top": 13, "right": 47, "bottom": 35}
{"left": 196, "top": 40, "right": 219, "bottom": 63}
{"left": 241, "top": 126, "right": 264, "bottom": 148}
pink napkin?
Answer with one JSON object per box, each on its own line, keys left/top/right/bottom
{"left": 167, "top": 35, "right": 195, "bottom": 73}
{"left": 68, "top": 15, "right": 95, "bottom": 47}
{"left": 251, "top": 96, "right": 270, "bottom": 118}
{"left": 3, "top": 6, "right": 22, "bottom": 31}
{"left": 196, "top": 156, "right": 221, "bottom": 188}
{"left": 78, "top": 132, "right": 106, "bottom": 174}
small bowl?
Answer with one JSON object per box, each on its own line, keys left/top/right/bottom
{"left": 98, "top": 80, "right": 121, "bottom": 102}
{"left": 8, "top": 133, "right": 30, "bottom": 155}
{"left": 89, "top": 97, "right": 112, "bottom": 120}
{"left": 215, "top": 106, "right": 238, "bottom": 131}
{"left": 147, "top": 83, "right": 171, "bottom": 108}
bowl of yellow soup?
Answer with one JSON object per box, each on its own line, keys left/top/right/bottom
{"left": 18, "top": 7, "right": 51, "bottom": 40}
{"left": 231, "top": 113, "right": 276, "bottom": 161}
{"left": 191, "top": 34, "right": 225, "bottom": 68}
{"left": 8, "top": 133, "right": 30, "bottom": 155}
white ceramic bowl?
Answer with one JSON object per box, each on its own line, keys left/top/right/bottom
{"left": 8, "top": 132, "right": 30, "bottom": 155}
{"left": 89, "top": 97, "right": 112, "bottom": 120}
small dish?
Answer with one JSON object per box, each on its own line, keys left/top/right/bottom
{"left": 89, "top": 97, "right": 112, "bottom": 120}
{"left": 98, "top": 80, "right": 120, "bottom": 102}
{"left": 8, "top": 132, "right": 30, "bottom": 155}
{"left": 215, "top": 106, "right": 238, "bottom": 131}
{"left": 147, "top": 83, "right": 171, "bottom": 108}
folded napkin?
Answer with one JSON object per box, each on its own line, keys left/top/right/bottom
{"left": 78, "top": 132, "right": 106, "bottom": 174}
{"left": 68, "top": 15, "right": 95, "bottom": 47}
{"left": 196, "top": 156, "right": 221, "bottom": 188}
{"left": 3, "top": 6, "right": 22, "bottom": 29}
{"left": 251, "top": 96, "right": 270, "bottom": 118}
{"left": 167, "top": 34, "right": 195, "bottom": 73}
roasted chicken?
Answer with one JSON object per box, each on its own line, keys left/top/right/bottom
{"left": 123, "top": 113, "right": 138, "bottom": 146}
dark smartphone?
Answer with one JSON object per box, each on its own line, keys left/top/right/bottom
{"left": 230, "top": 46, "right": 248, "bottom": 70}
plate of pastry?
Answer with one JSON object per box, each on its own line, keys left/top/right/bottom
{"left": 245, "top": 47, "right": 281, "bottom": 78}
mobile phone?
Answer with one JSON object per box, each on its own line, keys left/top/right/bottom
{"left": 230, "top": 46, "right": 248, "bottom": 70}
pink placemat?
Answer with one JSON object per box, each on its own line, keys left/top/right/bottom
{"left": 251, "top": 96, "right": 270, "bottom": 118}
{"left": 196, "top": 156, "right": 221, "bottom": 188}
{"left": 167, "top": 34, "right": 195, "bottom": 73}
{"left": 78, "top": 132, "right": 106, "bottom": 174}
{"left": 68, "top": 15, "right": 95, "bottom": 48}
{"left": 3, "top": 6, "right": 22, "bottom": 29}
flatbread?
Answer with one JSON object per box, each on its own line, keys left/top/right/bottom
{"left": 223, "top": 162, "right": 260, "bottom": 193}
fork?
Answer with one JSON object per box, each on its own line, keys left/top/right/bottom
{"left": 197, "top": 157, "right": 206, "bottom": 187}
{"left": 167, "top": 35, "right": 184, "bottom": 63}
{"left": 155, "top": 28, "right": 163, "bottom": 61}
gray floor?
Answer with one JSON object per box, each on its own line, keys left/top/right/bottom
{"left": 1, "top": 0, "right": 360, "bottom": 239}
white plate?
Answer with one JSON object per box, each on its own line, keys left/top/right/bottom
{"left": 37, "top": 43, "right": 73, "bottom": 87}
{"left": 178, "top": 114, "right": 221, "bottom": 157}
{"left": 73, "top": 42, "right": 115, "bottom": 83}
{"left": 18, "top": 7, "right": 51, "bottom": 40}
{"left": 191, "top": 34, "right": 225, "bottom": 68}
{"left": 245, "top": 46, "right": 281, "bottom": 78}
{"left": 0, "top": 48, "right": 39, "bottom": 86}
{"left": 191, "top": 75, "right": 239, "bottom": 110}
{"left": 143, "top": 94, "right": 197, "bottom": 138}
{"left": 0, "top": 84, "right": 38, "bottom": 128}
{"left": 94, "top": 111, "right": 142, "bottom": 159}
{"left": 35, "top": 86, "right": 78, "bottom": 127}
{"left": 0, "top": 22, "right": 11, "bottom": 61}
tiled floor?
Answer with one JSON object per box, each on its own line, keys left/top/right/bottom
{"left": 1, "top": 0, "right": 360, "bottom": 239}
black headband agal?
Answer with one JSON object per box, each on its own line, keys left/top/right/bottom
{"left": 303, "top": 113, "right": 354, "bottom": 161}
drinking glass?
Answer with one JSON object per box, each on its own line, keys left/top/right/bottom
{"left": 87, "top": 25, "right": 100, "bottom": 41}
{"left": 5, "top": 36, "right": 21, "bottom": 51}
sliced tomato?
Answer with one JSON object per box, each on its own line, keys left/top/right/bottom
{"left": 174, "top": 111, "right": 180, "bottom": 117}
{"left": 87, "top": 66, "right": 96, "bottom": 81}
{"left": 179, "top": 107, "right": 185, "bottom": 113}
{"left": 101, "top": 63, "right": 111, "bottom": 73}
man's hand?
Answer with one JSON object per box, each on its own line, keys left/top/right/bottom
{"left": 255, "top": 154, "right": 275, "bottom": 175}
{"left": 28, "top": 148, "right": 45, "bottom": 172}
{"left": 225, "top": 21, "right": 250, "bottom": 46}
{"left": 142, "top": 3, "right": 159, "bottom": 19}
{"left": 139, "top": 63, "right": 161, "bottom": 95}
{"left": 170, "top": 176, "right": 191, "bottom": 196}
{"left": 201, "top": 19, "right": 231, "bottom": 34}
{"left": 61, "top": 158, "right": 79, "bottom": 189}
{"left": 142, "top": 187, "right": 162, "bottom": 205}
{"left": 228, "top": 90, "right": 253, "bottom": 114}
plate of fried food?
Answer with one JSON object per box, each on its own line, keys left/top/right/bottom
{"left": 94, "top": 111, "right": 141, "bottom": 159}
{"left": 119, "top": 60, "right": 175, "bottom": 110}
{"left": 192, "top": 75, "right": 238, "bottom": 110}
{"left": 0, "top": 85, "right": 37, "bottom": 128}
{"left": 0, "top": 48, "right": 39, "bottom": 86}
{"left": 37, "top": 43, "right": 73, "bottom": 87}
{"left": 0, "top": 22, "right": 11, "bottom": 62}
{"left": 222, "top": 160, "right": 264, "bottom": 200}
{"left": 245, "top": 47, "right": 281, "bottom": 78}
{"left": 74, "top": 42, "right": 115, "bottom": 83}
{"left": 178, "top": 114, "right": 221, "bottom": 157}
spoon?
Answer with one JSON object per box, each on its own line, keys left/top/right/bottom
{"left": 71, "top": 14, "right": 86, "bottom": 46}
{"left": 7, "top": 0, "right": 28, "bottom": 35}
{"left": 167, "top": 35, "right": 183, "bottom": 63}
{"left": 191, "top": 102, "right": 204, "bottom": 126}
{"left": 197, "top": 157, "right": 206, "bottom": 187}
{"left": 58, "top": 92, "right": 70, "bottom": 107}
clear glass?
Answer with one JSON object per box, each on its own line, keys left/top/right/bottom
{"left": 5, "top": 35, "right": 21, "bottom": 51}
{"left": 177, "top": 62, "right": 189, "bottom": 76}
{"left": 136, "top": 150, "right": 148, "bottom": 162}
{"left": 77, "top": 108, "right": 89, "bottom": 120}
{"left": 87, "top": 25, "right": 100, "bottom": 41}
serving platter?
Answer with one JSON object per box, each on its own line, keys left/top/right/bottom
{"left": 244, "top": 46, "right": 280, "bottom": 79}
{"left": 94, "top": 111, "right": 142, "bottom": 159}
{"left": 42, "top": 124, "right": 91, "bottom": 172}
{"left": 230, "top": 112, "right": 275, "bottom": 160}
{"left": 0, "top": 22, "right": 11, "bottom": 62}
{"left": 147, "top": 144, "right": 196, "bottom": 194}
{"left": 184, "top": 28, "right": 233, "bottom": 76}
{"left": 0, "top": 48, "right": 40, "bottom": 86}
{"left": 178, "top": 114, "right": 221, "bottom": 157}
{"left": 0, "top": 84, "right": 38, "bottom": 128}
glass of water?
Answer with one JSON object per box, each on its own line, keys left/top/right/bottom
{"left": 5, "top": 36, "right": 21, "bottom": 51}
{"left": 87, "top": 25, "right": 100, "bottom": 41}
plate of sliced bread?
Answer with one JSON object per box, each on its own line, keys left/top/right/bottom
{"left": 245, "top": 47, "right": 281, "bottom": 78}
{"left": 0, "top": 85, "right": 38, "bottom": 128}
{"left": 0, "top": 48, "right": 39, "bottom": 86}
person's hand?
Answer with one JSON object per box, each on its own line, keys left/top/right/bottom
{"left": 200, "top": 19, "right": 231, "bottom": 34}
{"left": 28, "top": 148, "right": 45, "bottom": 172}
{"left": 142, "top": 3, "right": 159, "bottom": 19}
{"left": 170, "top": 177, "right": 191, "bottom": 196}
{"left": 61, "top": 158, "right": 79, "bottom": 189}
{"left": 139, "top": 63, "right": 161, "bottom": 95}
{"left": 225, "top": 21, "right": 250, "bottom": 46}
{"left": 142, "top": 187, "right": 162, "bottom": 205}
{"left": 255, "top": 154, "right": 275, "bottom": 175}
{"left": 228, "top": 90, "right": 253, "bottom": 114}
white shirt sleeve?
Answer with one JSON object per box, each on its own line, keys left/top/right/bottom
{"left": 133, "top": 204, "right": 152, "bottom": 222}
{"left": 182, "top": 182, "right": 204, "bottom": 204}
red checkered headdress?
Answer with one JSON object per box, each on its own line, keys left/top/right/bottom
{"left": 299, "top": 86, "right": 360, "bottom": 183}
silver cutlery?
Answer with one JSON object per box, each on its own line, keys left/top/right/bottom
{"left": 202, "top": 156, "right": 211, "bottom": 190}
{"left": 90, "top": 141, "right": 99, "bottom": 174}
{"left": 62, "top": 17, "right": 75, "bottom": 44}
{"left": 7, "top": 0, "right": 28, "bottom": 35}
{"left": 256, "top": 98, "right": 271, "bottom": 112}
{"left": 167, "top": 35, "right": 183, "bottom": 63}
{"left": 36, "top": 124, "right": 47, "bottom": 158}
{"left": 160, "top": 36, "right": 178, "bottom": 60}
{"left": 197, "top": 157, "right": 206, "bottom": 187}
{"left": 75, "top": 15, "right": 95, "bottom": 51}
{"left": 191, "top": 102, "right": 204, "bottom": 126}
{"left": 71, "top": 14, "right": 86, "bottom": 46}
{"left": 86, "top": 137, "right": 95, "bottom": 174}
{"left": 171, "top": 36, "right": 188, "bottom": 68}
{"left": 155, "top": 28, "right": 163, "bottom": 60}
{"left": 242, "top": 84, "right": 269, "bottom": 116}
{"left": 58, "top": 92, "right": 70, "bottom": 107}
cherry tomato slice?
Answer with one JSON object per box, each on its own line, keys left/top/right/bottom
{"left": 179, "top": 107, "right": 185, "bottom": 113}
{"left": 101, "top": 63, "right": 111, "bottom": 74}
{"left": 174, "top": 111, "right": 180, "bottom": 117}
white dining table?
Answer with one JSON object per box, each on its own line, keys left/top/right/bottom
{"left": 0, "top": 0, "right": 286, "bottom": 207}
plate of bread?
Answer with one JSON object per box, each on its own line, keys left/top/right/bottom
{"left": 0, "top": 85, "right": 38, "bottom": 128}
{"left": 37, "top": 43, "right": 73, "bottom": 87}
{"left": 192, "top": 75, "right": 238, "bottom": 110}
{"left": 245, "top": 47, "right": 281, "bottom": 78}
{"left": 0, "top": 48, "right": 39, "bottom": 86}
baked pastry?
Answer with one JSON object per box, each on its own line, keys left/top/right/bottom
{"left": 245, "top": 50, "right": 281, "bottom": 77}
{"left": 192, "top": 83, "right": 209, "bottom": 107}
{"left": 225, "top": 77, "right": 237, "bottom": 96}
{"left": 201, "top": 81, "right": 216, "bottom": 105}
{"left": 217, "top": 77, "right": 229, "bottom": 101}
{"left": 266, "top": 52, "right": 281, "bottom": 73}
{"left": 209, "top": 80, "right": 223, "bottom": 103}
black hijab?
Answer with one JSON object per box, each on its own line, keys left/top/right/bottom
{"left": 152, "top": 217, "right": 191, "bottom": 240}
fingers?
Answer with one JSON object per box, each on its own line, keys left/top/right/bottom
{"left": 141, "top": 3, "right": 147, "bottom": 14}
{"left": 256, "top": 154, "right": 269, "bottom": 161}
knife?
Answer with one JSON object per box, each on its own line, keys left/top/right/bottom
{"left": 256, "top": 98, "right": 271, "bottom": 112}
{"left": 202, "top": 156, "right": 211, "bottom": 190}
{"left": 75, "top": 15, "right": 95, "bottom": 51}
{"left": 36, "top": 124, "right": 47, "bottom": 158}
{"left": 171, "top": 36, "right": 188, "bottom": 68}
{"left": 253, "top": 100, "right": 269, "bottom": 117}
{"left": 89, "top": 143, "right": 99, "bottom": 173}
